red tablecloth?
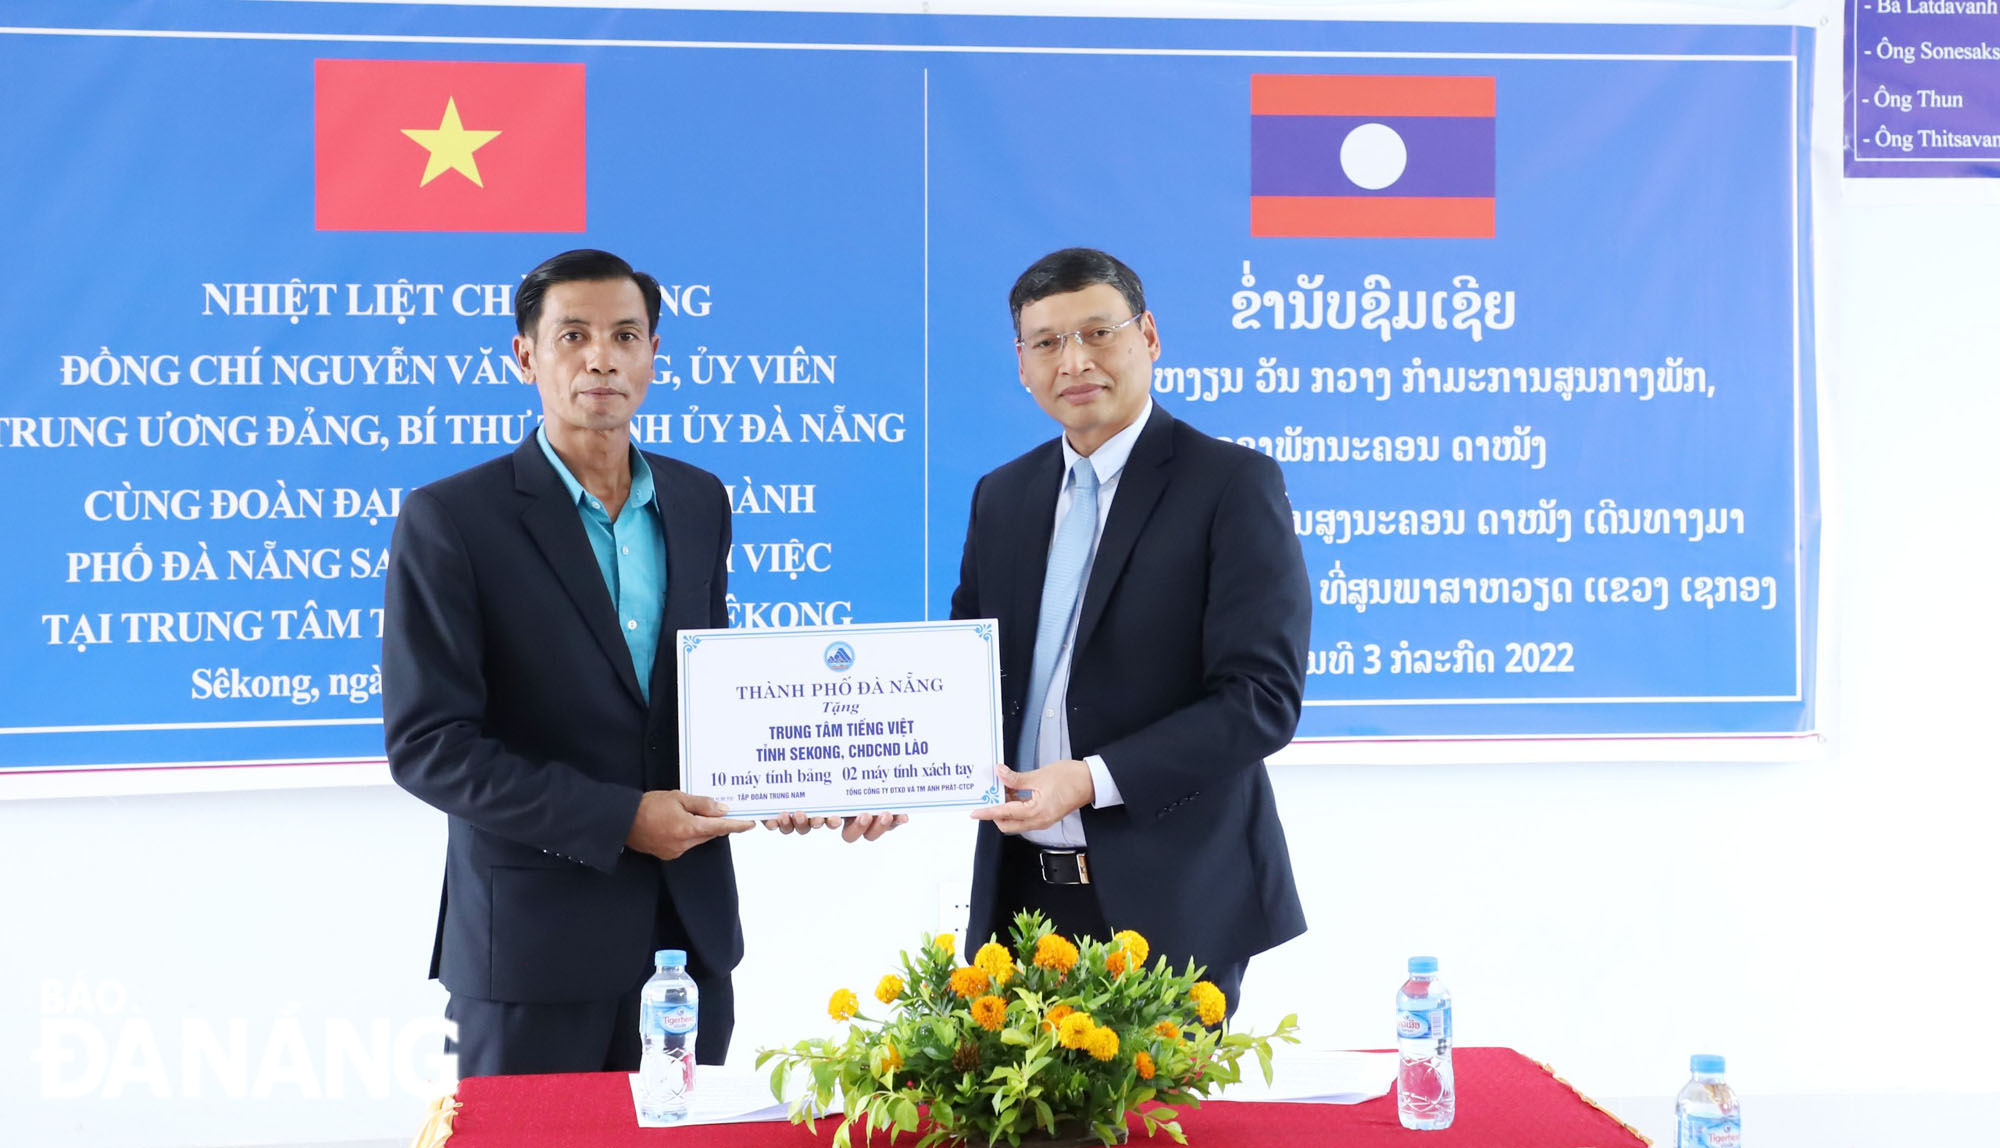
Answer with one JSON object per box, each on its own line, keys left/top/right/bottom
{"left": 429, "top": 1047, "right": 1648, "bottom": 1148}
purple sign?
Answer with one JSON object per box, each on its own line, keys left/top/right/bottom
{"left": 1847, "top": 0, "right": 2000, "bottom": 177}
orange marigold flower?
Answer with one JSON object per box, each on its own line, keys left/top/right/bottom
{"left": 971, "top": 994, "right": 1008, "bottom": 1031}
{"left": 875, "top": 974, "right": 905, "bottom": 1005}
{"left": 1057, "top": 1011, "right": 1096, "bottom": 1050}
{"left": 1087, "top": 1026, "right": 1120, "bottom": 1062}
{"left": 828, "top": 988, "right": 859, "bottom": 1022}
{"left": 932, "top": 933, "right": 956, "bottom": 957}
{"left": 878, "top": 1042, "right": 905, "bottom": 1073}
{"left": 1113, "top": 930, "right": 1150, "bottom": 966}
{"left": 1190, "top": 981, "right": 1226, "bottom": 1026}
{"left": 1043, "top": 1003, "right": 1076, "bottom": 1033}
{"left": 1105, "top": 949, "right": 1128, "bottom": 977}
{"left": 948, "top": 965, "right": 990, "bottom": 1000}
{"left": 1033, "top": 933, "right": 1080, "bottom": 974}
{"left": 1135, "top": 1052, "right": 1156, "bottom": 1080}
{"left": 1153, "top": 1019, "right": 1184, "bottom": 1043}
{"left": 974, "top": 942, "right": 1016, "bottom": 986}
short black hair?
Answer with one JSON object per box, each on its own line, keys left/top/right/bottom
{"left": 514, "top": 249, "right": 663, "bottom": 337}
{"left": 1008, "top": 248, "right": 1147, "bottom": 335}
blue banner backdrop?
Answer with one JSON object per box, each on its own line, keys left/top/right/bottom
{"left": 0, "top": 4, "right": 1820, "bottom": 772}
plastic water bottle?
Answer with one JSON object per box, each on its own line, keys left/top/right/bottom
{"left": 1396, "top": 955, "right": 1454, "bottom": 1130}
{"left": 638, "top": 949, "right": 697, "bottom": 1123}
{"left": 1675, "top": 1054, "right": 1740, "bottom": 1148}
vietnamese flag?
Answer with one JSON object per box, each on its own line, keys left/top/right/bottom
{"left": 316, "top": 59, "right": 586, "bottom": 232}
{"left": 1251, "top": 74, "right": 1495, "bottom": 239}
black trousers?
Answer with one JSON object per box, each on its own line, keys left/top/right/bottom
{"left": 996, "top": 835, "right": 1246, "bottom": 1020}
{"left": 444, "top": 885, "right": 734, "bottom": 1077}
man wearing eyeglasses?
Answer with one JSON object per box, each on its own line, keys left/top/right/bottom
{"left": 953, "top": 247, "right": 1311, "bottom": 1018}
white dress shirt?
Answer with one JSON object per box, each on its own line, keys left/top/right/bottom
{"left": 1021, "top": 401, "right": 1151, "bottom": 850}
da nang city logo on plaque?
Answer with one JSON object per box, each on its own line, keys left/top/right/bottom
{"left": 823, "top": 641, "right": 855, "bottom": 672}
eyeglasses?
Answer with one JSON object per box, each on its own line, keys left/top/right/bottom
{"left": 1015, "top": 312, "right": 1146, "bottom": 361}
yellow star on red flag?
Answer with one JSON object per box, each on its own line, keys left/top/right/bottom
{"left": 401, "top": 97, "right": 501, "bottom": 187}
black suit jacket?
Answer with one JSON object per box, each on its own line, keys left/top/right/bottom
{"left": 382, "top": 437, "right": 740, "bottom": 1007}
{"left": 951, "top": 404, "right": 1310, "bottom": 974}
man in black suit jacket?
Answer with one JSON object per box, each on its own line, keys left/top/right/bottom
{"left": 954, "top": 248, "right": 1310, "bottom": 1016}
{"left": 381, "top": 250, "right": 763, "bottom": 1077}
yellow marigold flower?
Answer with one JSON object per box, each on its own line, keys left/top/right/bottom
{"left": 1190, "top": 981, "right": 1227, "bottom": 1026}
{"left": 971, "top": 994, "right": 1007, "bottom": 1032}
{"left": 1113, "top": 930, "right": 1150, "bottom": 966}
{"left": 875, "top": 974, "right": 905, "bottom": 1005}
{"left": 1087, "top": 1026, "right": 1120, "bottom": 1062}
{"left": 948, "top": 965, "right": 990, "bottom": 1000}
{"left": 1135, "top": 1052, "right": 1156, "bottom": 1080}
{"left": 1105, "top": 949, "right": 1128, "bottom": 977}
{"left": 933, "top": 933, "right": 956, "bottom": 957}
{"left": 828, "top": 988, "right": 859, "bottom": 1022}
{"left": 1153, "top": 1019, "right": 1184, "bottom": 1043}
{"left": 1033, "top": 933, "right": 1080, "bottom": 974}
{"left": 878, "top": 1041, "right": 904, "bottom": 1073}
{"left": 1043, "top": 1003, "right": 1076, "bottom": 1033}
{"left": 974, "top": 942, "right": 1015, "bottom": 986}
{"left": 1057, "top": 1011, "right": 1096, "bottom": 1050}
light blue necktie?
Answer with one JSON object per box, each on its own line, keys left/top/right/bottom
{"left": 1016, "top": 457, "right": 1100, "bottom": 771}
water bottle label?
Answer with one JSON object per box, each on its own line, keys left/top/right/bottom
{"left": 647, "top": 1002, "right": 698, "bottom": 1036}
{"left": 1679, "top": 1114, "right": 1739, "bottom": 1148}
{"left": 1396, "top": 1003, "right": 1449, "bottom": 1041}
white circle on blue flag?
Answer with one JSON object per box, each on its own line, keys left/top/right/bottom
{"left": 1339, "top": 123, "right": 1407, "bottom": 191}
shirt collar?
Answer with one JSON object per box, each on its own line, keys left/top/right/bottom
{"left": 536, "top": 424, "right": 655, "bottom": 511}
{"left": 1060, "top": 398, "right": 1152, "bottom": 488}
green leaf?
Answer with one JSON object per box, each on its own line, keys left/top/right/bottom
{"left": 769, "top": 1059, "right": 789, "bottom": 1102}
{"left": 1256, "top": 1042, "right": 1274, "bottom": 1086}
{"left": 999, "top": 1027, "right": 1031, "bottom": 1046}
{"left": 1030, "top": 1097, "right": 1054, "bottom": 1130}
{"left": 893, "top": 1095, "right": 920, "bottom": 1132}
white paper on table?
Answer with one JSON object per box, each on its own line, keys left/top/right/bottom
{"left": 1218, "top": 1049, "right": 1399, "bottom": 1105}
{"left": 628, "top": 1065, "right": 793, "bottom": 1128}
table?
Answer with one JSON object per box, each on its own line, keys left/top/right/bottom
{"left": 420, "top": 1046, "right": 1650, "bottom": 1148}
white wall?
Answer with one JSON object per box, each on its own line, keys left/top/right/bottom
{"left": 8, "top": 2, "right": 2000, "bottom": 1146}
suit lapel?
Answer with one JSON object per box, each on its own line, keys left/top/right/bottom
{"left": 514, "top": 440, "right": 649, "bottom": 708}
{"left": 647, "top": 454, "right": 710, "bottom": 711}
{"left": 1009, "top": 443, "right": 1065, "bottom": 688}
{"left": 1075, "top": 405, "right": 1173, "bottom": 655}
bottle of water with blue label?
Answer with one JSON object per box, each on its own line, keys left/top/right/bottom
{"left": 1396, "top": 955, "right": 1454, "bottom": 1130}
{"left": 638, "top": 949, "right": 697, "bottom": 1123}
{"left": 1676, "top": 1054, "right": 1740, "bottom": 1148}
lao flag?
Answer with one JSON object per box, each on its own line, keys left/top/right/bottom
{"left": 1251, "top": 74, "right": 1495, "bottom": 239}
{"left": 315, "top": 59, "right": 586, "bottom": 232}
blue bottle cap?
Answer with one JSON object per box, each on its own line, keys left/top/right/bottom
{"left": 1407, "top": 956, "right": 1438, "bottom": 975}
{"left": 1690, "top": 1053, "right": 1726, "bottom": 1074}
{"left": 655, "top": 949, "right": 687, "bottom": 968}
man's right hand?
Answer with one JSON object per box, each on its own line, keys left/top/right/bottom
{"left": 625, "top": 790, "right": 755, "bottom": 860}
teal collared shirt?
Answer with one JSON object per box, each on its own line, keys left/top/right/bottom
{"left": 536, "top": 425, "right": 668, "bottom": 702}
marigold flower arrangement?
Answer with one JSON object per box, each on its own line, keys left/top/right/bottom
{"left": 758, "top": 910, "right": 1298, "bottom": 1147}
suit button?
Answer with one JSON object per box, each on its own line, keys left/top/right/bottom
{"left": 648, "top": 741, "right": 660, "bottom": 753}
